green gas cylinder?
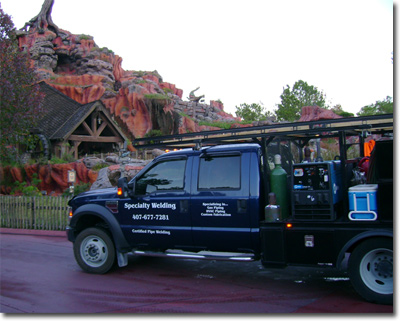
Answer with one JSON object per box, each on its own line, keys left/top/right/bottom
{"left": 270, "top": 154, "right": 289, "bottom": 219}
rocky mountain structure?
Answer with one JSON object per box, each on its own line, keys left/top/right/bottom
{"left": 15, "top": 0, "right": 238, "bottom": 145}
{"left": 0, "top": 161, "right": 97, "bottom": 195}
{"left": 1, "top": 1, "right": 344, "bottom": 196}
{"left": 15, "top": 1, "right": 342, "bottom": 143}
{"left": 298, "top": 105, "right": 342, "bottom": 122}
{"left": 0, "top": 154, "right": 151, "bottom": 195}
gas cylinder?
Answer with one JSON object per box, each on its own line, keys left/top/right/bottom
{"left": 265, "top": 192, "right": 281, "bottom": 222}
{"left": 270, "top": 154, "right": 289, "bottom": 218}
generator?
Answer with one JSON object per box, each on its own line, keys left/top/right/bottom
{"left": 291, "top": 161, "right": 342, "bottom": 220}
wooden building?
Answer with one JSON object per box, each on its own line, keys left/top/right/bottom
{"left": 33, "top": 82, "right": 127, "bottom": 159}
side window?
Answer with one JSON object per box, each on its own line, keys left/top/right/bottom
{"left": 135, "top": 159, "right": 186, "bottom": 195}
{"left": 198, "top": 155, "right": 241, "bottom": 190}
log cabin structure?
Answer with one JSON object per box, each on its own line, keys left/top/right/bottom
{"left": 33, "top": 82, "right": 127, "bottom": 159}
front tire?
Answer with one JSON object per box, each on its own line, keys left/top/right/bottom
{"left": 348, "top": 238, "right": 393, "bottom": 305}
{"left": 73, "top": 227, "right": 116, "bottom": 274}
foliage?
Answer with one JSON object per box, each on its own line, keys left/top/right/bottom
{"left": 235, "top": 103, "right": 274, "bottom": 122}
{"left": 0, "top": 6, "right": 44, "bottom": 163}
{"left": 199, "top": 119, "right": 252, "bottom": 129}
{"left": 276, "top": 80, "right": 327, "bottom": 122}
{"left": 12, "top": 173, "right": 42, "bottom": 196}
{"left": 49, "top": 153, "right": 75, "bottom": 164}
{"left": 100, "top": 46, "right": 114, "bottom": 54}
{"left": 178, "top": 112, "right": 194, "bottom": 121}
{"left": 357, "top": 96, "right": 393, "bottom": 116}
{"left": 19, "top": 185, "right": 42, "bottom": 196}
{"left": 331, "top": 104, "right": 354, "bottom": 118}
{"left": 91, "top": 162, "right": 109, "bottom": 171}
{"left": 144, "top": 93, "right": 171, "bottom": 102}
{"left": 78, "top": 34, "right": 93, "bottom": 40}
{"left": 62, "top": 182, "right": 91, "bottom": 196}
{"left": 73, "top": 182, "right": 91, "bottom": 195}
{"left": 199, "top": 121, "right": 233, "bottom": 129}
{"left": 145, "top": 129, "right": 163, "bottom": 137}
{"left": 49, "top": 157, "right": 65, "bottom": 164}
{"left": 61, "top": 153, "right": 75, "bottom": 163}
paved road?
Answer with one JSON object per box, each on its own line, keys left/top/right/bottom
{"left": 0, "top": 229, "right": 393, "bottom": 314}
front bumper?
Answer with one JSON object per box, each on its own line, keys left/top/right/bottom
{"left": 66, "top": 226, "right": 76, "bottom": 242}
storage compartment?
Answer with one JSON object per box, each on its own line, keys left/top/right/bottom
{"left": 348, "top": 184, "right": 378, "bottom": 220}
{"left": 260, "top": 225, "right": 286, "bottom": 267}
{"left": 291, "top": 161, "right": 342, "bottom": 220}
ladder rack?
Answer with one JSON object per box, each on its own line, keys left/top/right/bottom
{"left": 133, "top": 114, "right": 393, "bottom": 149}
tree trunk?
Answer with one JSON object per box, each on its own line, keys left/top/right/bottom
{"left": 21, "top": 0, "right": 59, "bottom": 35}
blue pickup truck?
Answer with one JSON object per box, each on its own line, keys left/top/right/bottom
{"left": 67, "top": 114, "right": 393, "bottom": 305}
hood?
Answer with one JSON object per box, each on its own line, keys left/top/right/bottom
{"left": 68, "top": 187, "right": 117, "bottom": 206}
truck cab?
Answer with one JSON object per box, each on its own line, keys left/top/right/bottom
{"left": 67, "top": 144, "right": 263, "bottom": 264}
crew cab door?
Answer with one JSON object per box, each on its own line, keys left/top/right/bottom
{"left": 119, "top": 155, "right": 192, "bottom": 250}
{"left": 190, "top": 151, "right": 253, "bottom": 252}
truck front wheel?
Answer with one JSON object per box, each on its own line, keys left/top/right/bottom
{"left": 73, "top": 227, "right": 116, "bottom": 274}
{"left": 348, "top": 238, "right": 393, "bottom": 305}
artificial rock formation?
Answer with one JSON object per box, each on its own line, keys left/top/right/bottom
{"left": 15, "top": 1, "right": 343, "bottom": 145}
{"left": 0, "top": 155, "right": 149, "bottom": 195}
{"left": 15, "top": 3, "right": 238, "bottom": 142}
{"left": 0, "top": 161, "right": 98, "bottom": 195}
{"left": 299, "top": 106, "right": 342, "bottom": 122}
{"left": 3, "top": 1, "right": 345, "bottom": 196}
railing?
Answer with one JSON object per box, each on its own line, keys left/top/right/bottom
{"left": 0, "top": 196, "right": 70, "bottom": 231}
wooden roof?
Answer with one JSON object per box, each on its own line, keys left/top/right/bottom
{"left": 35, "top": 81, "right": 126, "bottom": 141}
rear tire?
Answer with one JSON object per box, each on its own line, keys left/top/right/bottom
{"left": 348, "top": 238, "right": 393, "bottom": 305}
{"left": 73, "top": 227, "right": 116, "bottom": 274}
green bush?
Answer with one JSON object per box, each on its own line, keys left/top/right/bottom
{"left": 12, "top": 173, "right": 42, "bottom": 196}
{"left": 91, "top": 163, "right": 109, "bottom": 171}
{"left": 163, "top": 88, "right": 174, "bottom": 94}
{"left": 62, "top": 182, "right": 91, "bottom": 197}
{"left": 198, "top": 120, "right": 251, "bottom": 130}
{"left": 144, "top": 93, "right": 171, "bottom": 102}
{"left": 199, "top": 121, "right": 233, "bottom": 129}
{"left": 145, "top": 129, "right": 163, "bottom": 138}
{"left": 50, "top": 153, "right": 75, "bottom": 164}
{"left": 78, "top": 34, "right": 93, "bottom": 40}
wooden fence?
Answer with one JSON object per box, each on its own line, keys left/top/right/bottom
{"left": 0, "top": 196, "right": 70, "bottom": 231}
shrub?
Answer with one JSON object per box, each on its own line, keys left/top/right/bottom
{"left": 144, "top": 93, "right": 171, "bottom": 102}
{"left": 50, "top": 153, "right": 75, "bottom": 164}
{"left": 78, "top": 34, "right": 93, "bottom": 40}
{"left": 62, "top": 182, "right": 91, "bottom": 196}
{"left": 199, "top": 121, "right": 233, "bottom": 130}
{"left": 145, "top": 129, "right": 163, "bottom": 138}
{"left": 91, "top": 163, "right": 109, "bottom": 171}
{"left": 12, "top": 173, "right": 42, "bottom": 196}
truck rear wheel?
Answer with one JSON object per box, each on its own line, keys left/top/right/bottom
{"left": 348, "top": 238, "right": 393, "bottom": 305}
{"left": 73, "top": 227, "right": 116, "bottom": 274}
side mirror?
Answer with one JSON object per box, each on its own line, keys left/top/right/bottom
{"left": 117, "top": 177, "right": 129, "bottom": 198}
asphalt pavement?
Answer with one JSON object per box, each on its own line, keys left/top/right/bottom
{"left": 0, "top": 228, "right": 394, "bottom": 314}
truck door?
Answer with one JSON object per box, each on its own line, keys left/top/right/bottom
{"left": 190, "top": 151, "right": 253, "bottom": 252}
{"left": 119, "top": 155, "right": 192, "bottom": 250}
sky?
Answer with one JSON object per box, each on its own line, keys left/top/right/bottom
{"left": 0, "top": 0, "right": 394, "bottom": 117}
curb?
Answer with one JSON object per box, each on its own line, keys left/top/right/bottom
{"left": 0, "top": 228, "right": 66, "bottom": 237}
